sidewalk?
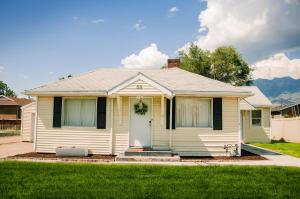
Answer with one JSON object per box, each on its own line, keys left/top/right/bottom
{"left": 208, "top": 144, "right": 300, "bottom": 167}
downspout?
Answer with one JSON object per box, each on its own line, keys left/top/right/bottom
{"left": 34, "top": 97, "right": 38, "bottom": 152}
{"left": 169, "top": 98, "right": 173, "bottom": 149}
{"left": 110, "top": 98, "right": 114, "bottom": 155}
{"left": 238, "top": 98, "right": 242, "bottom": 155}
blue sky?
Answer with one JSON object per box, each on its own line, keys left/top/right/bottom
{"left": 0, "top": 0, "right": 204, "bottom": 94}
{"left": 1, "top": 0, "right": 300, "bottom": 95}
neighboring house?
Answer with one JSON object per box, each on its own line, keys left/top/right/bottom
{"left": 21, "top": 102, "right": 36, "bottom": 142}
{"left": 271, "top": 103, "right": 300, "bottom": 118}
{"left": 24, "top": 59, "right": 253, "bottom": 156}
{"left": 239, "top": 86, "right": 273, "bottom": 143}
{"left": 0, "top": 95, "right": 32, "bottom": 131}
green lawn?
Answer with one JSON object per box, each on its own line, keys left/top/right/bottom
{"left": 1, "top": 161, "right": 300, "bottom": 198}
{"left": 0, "top": 130, "right": 20, "bottom": 137}
{"left": 253, "top": 140, "right": 300, "bottom": 158}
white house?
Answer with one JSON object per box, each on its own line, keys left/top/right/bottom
{"left": 24, "top": 59, "right": 260, "bottom": 156}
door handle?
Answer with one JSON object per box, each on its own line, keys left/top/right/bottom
{"left": 149, "top": 120, "right": 152, "bottom": 127}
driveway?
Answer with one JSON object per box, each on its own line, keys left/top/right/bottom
{"left": 0, "top": 136, "right": 33, "bottom": 159}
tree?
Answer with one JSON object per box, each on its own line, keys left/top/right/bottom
{"left": 0, "top": 80, "right": 15, "bottom": 96}
{"left": 179, "top": 44, "right": 253, "bottom": 86}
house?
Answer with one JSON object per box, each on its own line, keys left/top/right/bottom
{"left": 0, "top": 95, "right": 32, "bottom": 131}
{"left": 239, "top": 86, "right": 273, "bottom": 143}
{"left": 24, "top": 59, "right": 254, "bottom": 156}
{"left": 271, "top": 103, "right": 300, "bottom": 118}
{"left": 21, "top": 102, "right": 36, "bottom": 142}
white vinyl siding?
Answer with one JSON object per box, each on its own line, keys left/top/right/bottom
{"left": 176, "top": 98, "right": 212, "bottom": 128}
{"left": 243, "top": 108, "right": 271, "bottom": 143}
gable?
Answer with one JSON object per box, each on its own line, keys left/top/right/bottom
{"left": 117, "top": 79, "right": 162, "bottom": 95}
{"left": 108, "top": 73, "right": 172, "bottom": 97}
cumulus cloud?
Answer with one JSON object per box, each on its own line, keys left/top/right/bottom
{"left": 181, "top": 0, "right": 300, "bottom": 63}
{"left": 133, "top": 20, "right": 146, "bottom": 31}
{"left": 121, "top": 43, "right": 169, "bottom": 68}
{"left": 252, "top": 53, "right": 300, "bottom": 79}
{"left": 91, "top": 19, "right": 105, "bottom": 24}
{"left": 169, "top": 7, "right": 179, "bottom": 13}
{"left": 0, "top": 66, "right": 4, "bottom": 72}
{"left": 168, "top": 7, "right": 179, "bottom": 16}
{"left": 72, "top": 16, "right": 79, "bottom": 21}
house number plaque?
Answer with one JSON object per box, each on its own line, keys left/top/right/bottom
{"left": 136, "top": 85, "right": 143, "bottom": 89}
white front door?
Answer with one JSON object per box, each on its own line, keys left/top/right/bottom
{"left": 130, "top": 98, "right": 152, "bottom": 147}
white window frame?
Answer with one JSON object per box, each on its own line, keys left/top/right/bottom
{"left": 250, "top": 109, "right": 263, "bottom": 128}
{"left": 61, "top": 97, "right": 97, "bottom": 129}
{"left": 175, "top": 97, "right": 213, "bottom": 129}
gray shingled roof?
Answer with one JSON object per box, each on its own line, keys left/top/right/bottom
{"left": 25, "top": 67, "right": 251, "bottom": 95}
{"left": 241, "top": 86, "right": 273, "bottom": 107}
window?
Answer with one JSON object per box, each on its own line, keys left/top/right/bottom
{"left": 176, "top": 98, "right": 212, "bottom": 128}
{"left": 251, "top": 110, "right": 262, "bottom": 127}
{"left": 63, "top": 99, "right": 96, "bottom": 127}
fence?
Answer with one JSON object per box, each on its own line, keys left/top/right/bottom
{"left": 0, "top": 120, "right": 21, "bottom": 131}
{"left": 271, "top": 117, "right": 300, "bottom": 143}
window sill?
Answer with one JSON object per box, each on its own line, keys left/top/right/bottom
{"left": 175, "top": 127, "right": 213, "bottom": 130}
{"left": 61, "top": 126, "right": 96, "bottom": 130}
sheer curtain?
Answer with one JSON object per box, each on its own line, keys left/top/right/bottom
{"left": 64, "top": 99, "right": 96, "bottom": 127}
{"left": 176, "top": 98, "right": 211, "bottom": 128}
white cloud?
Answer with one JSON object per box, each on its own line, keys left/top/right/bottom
{"left": 169, "top": 6, "right": 179, "bottom": 13}
{"left": 121, "top": 43, "right": 169, "bottom": 68}
{"left": 133, "top": 20, "right": 146, "bottom": 31}
{"left": 72, "top": 16, "right": 79, "bottom": 21}
{"left": 252, "top": 53, "right": 300, "bottom": 79}
{"left": 181, "top": 0, "right": 300, "bottom": 63}
{"left": 91, "top": 19, "right": 105, "bottom": 24}
{"left": 0, "top": 66, "right": 4, "bottom": 72}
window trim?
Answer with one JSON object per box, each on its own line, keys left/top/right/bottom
{"left": 250, "top": 109, "right": 263, "bottom": 128}
{"left": 175, "top": 97, "right": 213, "bottom": 129}
{"left": 61, "top": 97, "right": 97, "bottom": 128}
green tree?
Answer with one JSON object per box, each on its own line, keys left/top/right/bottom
{"left": 0, "top": 80, "right": 15, "bottom": 96}
{"left": 179, "top": 44, "right": 252, "bottom": 86}
{"left": 179, "top": 44, "right": 212, "bottom": 78}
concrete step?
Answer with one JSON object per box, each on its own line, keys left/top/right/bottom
{"left": 124, "top": 150, "right": 173, "bottom": 157}
{"left": 116, "top": 155, "right": 180, "bottom": 162}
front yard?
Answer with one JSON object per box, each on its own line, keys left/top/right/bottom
{"left": 253, "top": 140, "right": 300, "bottom": 158}
{"left": 0, "top": 161, "right": 300, "bottom": 198}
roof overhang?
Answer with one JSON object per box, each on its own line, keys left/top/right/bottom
{"left": 23, "top": 90, "right": 107, "bottom": 97}
{"left": 174, "top": 91, "right": 253, "bottom": 98}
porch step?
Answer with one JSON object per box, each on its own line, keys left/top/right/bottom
{"left": 116, "top": 155, "right": 180, "bottom": 162}
{"left": 124, "top": 150, "right": 173, "bottom": 157}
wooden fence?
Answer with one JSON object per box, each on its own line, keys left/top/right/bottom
{"left": 271, "top": 118, "right": 300, "bottom": 143}
{"left": 0, "top": 120, "right": 21, "bottom": 130}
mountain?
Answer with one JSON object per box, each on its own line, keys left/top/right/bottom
{"left": 253, "top": 77, "right": 300, "bottom": 105}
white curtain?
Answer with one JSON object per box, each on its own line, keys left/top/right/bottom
{"left": 176, "top": 98, "right": 211, "bottom": 127}
{"left": 64, "top": 99, "right": 96, "bottom": 127}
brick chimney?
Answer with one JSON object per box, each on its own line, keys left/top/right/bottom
{"left": 167, "top": 59, "right": 181, "bottom": 68}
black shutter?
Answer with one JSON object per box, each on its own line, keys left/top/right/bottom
{"left": 166, "top": 98, "right": 176, "bottom": 129}
{"left": 166, "top": 98, "right": 170, "bottom": 129}
{"left": 97, "top": 97, "right": 106, "bottom": 129}
{"left": 53, "top": 97, "right": 62, "bottom": 128}
{"left": 213, "top": 98, "right": 222, "bottom": 130}
{"left": 172, "top": 97, "right": 176, "bottom": 129}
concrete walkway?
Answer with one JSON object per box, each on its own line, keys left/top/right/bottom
{"left": 0, "top": 136, "right": 33, "bottom": 158}
{"left": 208, "top": 144, "right": 300, "bottom": 167}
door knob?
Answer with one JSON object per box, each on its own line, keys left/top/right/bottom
{"left": 149, "top": 120, "right": 152, "bottom": 127}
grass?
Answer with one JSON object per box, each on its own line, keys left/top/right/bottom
{"left": 1, "top": 161, "right": 300, "bottom": 198}
{"left": 253, "top": 140, "right": 300, "bottom": 158}
{"left": 0, "top": 130, "right": 20, "bottom": 137}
